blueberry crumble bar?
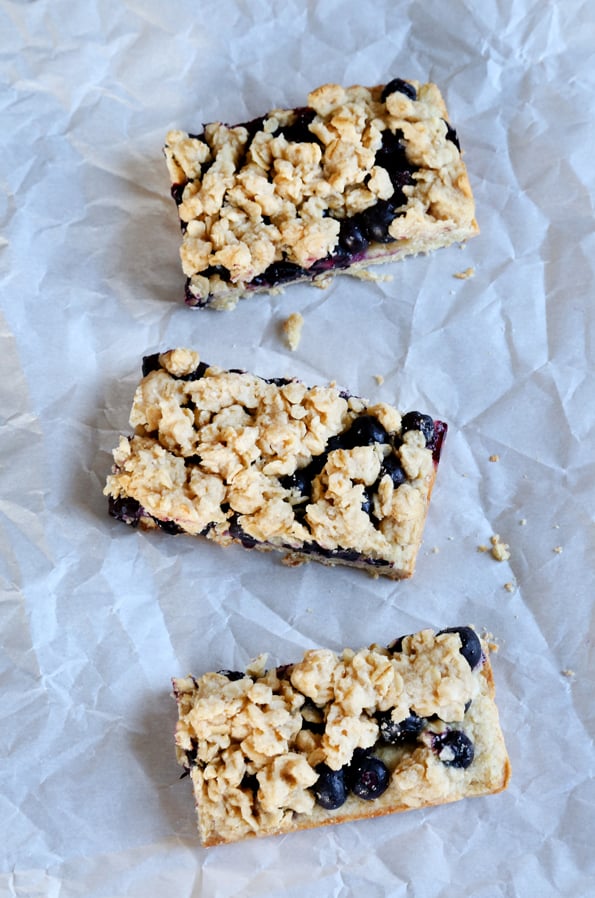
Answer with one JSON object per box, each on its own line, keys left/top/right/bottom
{"left": 164, "top": 77, "right": 478, "bottom": 309}
{"left": 104, "top": 349, "right": 447, "bottom": 579}
{"left": 172, "top": 626, "right": 510, "bottom": 846}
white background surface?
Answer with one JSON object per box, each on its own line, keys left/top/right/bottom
{"left": 1, "top": 1, "right": 594, "bottom": 896}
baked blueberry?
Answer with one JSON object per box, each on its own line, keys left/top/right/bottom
{"left": 241, "top": 772, "right": 259, "bottom": 794}
{"left": 376, "top": 709, "right": 427, "bottom": 744}
{"left": 343, "top": 414, "right": 390, "bottom": 447}
{"left": 338, "top": 218, "right": 369, "bottom": 255}
{"left": 381, "top": 454, "right": 407, "bottom": 487}
{"left": 438, "top": 626, "right": 482, "bottom": 670}
{"left": 361, "top": 486, "right": 375, "bottom": 517}
{"left": 443, "top": 120, "right": 460, "bottom": 150}
{"left": 374, "top": 129, "right": 415, "bottom": 202}
{"left": 108, "top": 495, "right": 142, "bottom": 526}
{"left": 279, "top": 107, "right": 321, "bottom": 145}
{"left": 142, "top": 353, "right": 162, "bottom": 377}
{"left": 314, "top": 764, "right": 348, "bottom": 810}
{"left": 250, "top": 260, "right": 308, "bottom": 288}
{"left": 202, "top": 264, "right": 231, "bottom": 282}
{"left": 387, "top": 634, "right": 408, "bottom": 653}
{"left": 400, "top": 411, "right": 435, "bottom": 444}
{"left": 217, "top": 669, "right": 246, "bottom": 681}
{"left": 432, "top": 730, "right": 475, "bottom": 769}
{"left": 359, "top": 200, "right": 397, "bottom": 243}
{"left": 184, "top": 743, "right": 198, "bottom": 767}
{"left": 228, "top": 517, "right": 258, "bottom": 548}
{"left": 157, "top": 518, "right": 184, "bottom": 535}
{"left": 348, "top": 749, "right": 390, "bottom": 800}
{"left": 381, "top": 78, "right": 418, "bottom": 102}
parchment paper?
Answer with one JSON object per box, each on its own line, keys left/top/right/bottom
{"left": 1, "top": 1, "right": 594, "bottom": 895}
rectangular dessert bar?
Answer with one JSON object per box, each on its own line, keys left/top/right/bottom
{"left": 172, "top": 626, "right": 511, "bottom": 846}
{"left": 164, "top": 77, "right": 478, "bottom": 309}
{"left": 104, "top": 348, "right": 447, "bottom": 579}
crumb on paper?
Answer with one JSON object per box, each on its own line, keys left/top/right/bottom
{"left": 282, "top": 312, "right": 304, "bottom": 351}
{"left": 553, "top": 545, "right": 563, "bottom": 554}
{"left": 553, "top": 523, "right": 560, "bottom": 529}
{"left": 477, "top": 544, "right": 489, "bottom": 553}
{"left": 562, "top": 669, "right": 575, "bottom": 679}
{"left": 519, "top": 518, "right": 527, "bottom": 526}
{"left": 504, "top": 582, "right": 516, "bottom": 593}
{"left": 374, "top": 374, "right": 384, "bottom": 386}
{"left": 490, "top": 534, "right": 511, "bottom": 561}
{"left": 485, "top": 534, "right": 511, "bottom": 562}
{"left": 350, "top": 268, "right": 393, "bottom": 283}
{"left": 489, "top": 454, "right": 500, "bottom": 462}
{"left": 453, "top": 267, "right": 475, "bottom": 280}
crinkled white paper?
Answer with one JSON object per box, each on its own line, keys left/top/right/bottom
{"left": 1, "top": 1, "right": 594, "bottom": 895}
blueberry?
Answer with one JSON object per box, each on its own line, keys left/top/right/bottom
{"left": 301, "top": 699, "right": 325, "bottom": 734}
{"left": 241, "top": 772, "right": 259, "bottom": 794}
{"left": 203, "top": 264, "right": 231, "bottom": 282}
{"left": 432, "top": 730, "right": 475, "bottom": 769}
{"left": 275, "top": 663, "right": 293, "bottom": 680}
{"left": 265, "top": 376, "right": 294, "bottom": 387}
{"left": 157, "top": 518, "right": 184, "bottom": 535}
{"left": 228, "top": 517, "right": 258, "bottom": 548}
{"left": 217, "top": 669, "right": 246, "bottom": 681}
{"left": 142, "top": 353, "right": 162, "bottom": 377}
{"left": 250, "top": 260, "right": 308, "bottom": 288}
{"left": 373, "top": 129, "right": 416, "bottom": 207}
{"left": 280, "top": 455, "right": 325, "bottom": 497}
{"left": 361, "top": 486, "right": 375, "bottom": 517}
{"left": 171, "top": 182, "right": 186, "bottom": 205}
{"left": 348, "top": 749, "right": 390, "bottom": 801}
{"left": 108, "top": 495, "right": 142, "bottom": 527}
{"left": 359, "top": 200, "right": 397, "bottom": 243}
{"left": 381, "top": 78, "right": 418, "bottom": 102}
{"left": 278, "top": 107, "right": 321, "bottom": 145}
{"left": 310, "top": 251, "right": 351, "bottom": 274}
{"left": 443, "top": 120, "right": 460, "bottom": 151}
{"left": 431, "top": 420, "right": 448, "bottom": 463}
{"left": 400, "top": 411, "right": 435, "bottom": 445}
{"left": 184, "top": 743, "right": 198, "bottom": 767}
{"left": 314, "top": 764, "right": 348, "bottom": 810}
{"left": 344, "top": 414, "right": 391, "bottom": 447}
{"left": 381, "top": 454, "right": 407, "bottom": 487}
{"left": 376, "top": 709, "right": 427, "bottom": 744}
{"left": 387, "top": 634, "right": 408, "bottom": 653}
{"left": 438, "top": 626, "right": 482, "bottom": 669}
{"left": 338, "top": 218, "right": 369, "bottom": 255}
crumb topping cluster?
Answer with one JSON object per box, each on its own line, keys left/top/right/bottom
{"left": 164, "top": 80, "right": 476, "bottom": 306}
{"left": 105, "top": 349, "right": 438, "bottom": 573}
{"left": 173, "top": 629, "right": 485, "bottom": 844}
